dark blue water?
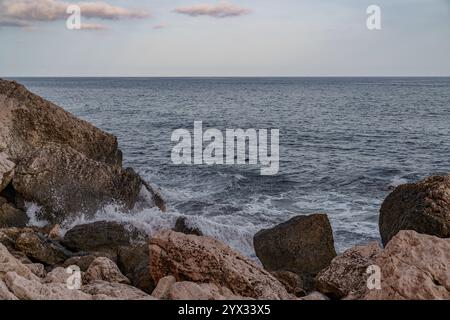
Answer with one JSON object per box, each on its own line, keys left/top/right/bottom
{"left": 10, "top": 77, "right": 450, "bottom": 256}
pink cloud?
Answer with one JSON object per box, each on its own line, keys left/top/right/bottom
{"left": 0, "top": 0, "right": 150, "bottom": 28}
{"left": 174, "top": 2, "right": 251, "bottom": 18}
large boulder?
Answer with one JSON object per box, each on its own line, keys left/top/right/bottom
{"left": 61, "top": 221, "right": 147, "bottom": 258}
{"left": 0, "top": 79, "right": 164, "bottom": 222}
{"left": 81, "top": 280, "right": 153, "bottom": 300}
{"left": 0, "top": 153, "right": 14, "bottom": 193}
{"left": 15, "top": 230, "right": 72, "bottom": 266}
{"left": 380, "top": 175, "right": 450, "bottom": 245}
{"left": 117, "top": 244, "right": 154, "bottom": 293}
{"left": 149, "top": 230, "right": 293, "bottom": 300}
{"left": 0, "top": 243, "right": 40, "bottom": 282}
{"left": 0, "top": 202, "right": 28, "bottom": 228}
{"left": 316, "top": 242, "right": 382, "bottom": 299}
{"left": 363, "top": 231, "right": 450, "bottom": 300}
{"left": 83, "top": 257, "right": 130, "bottom": 284}
{"left": 253, "top": 214, "right": 337, "bottom": 286}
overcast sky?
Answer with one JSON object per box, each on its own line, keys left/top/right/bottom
{"left": 1, "top": 0, "right": 449, "bottom": 76}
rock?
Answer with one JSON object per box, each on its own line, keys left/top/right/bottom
{"left": 15, "top": 230, "right": 72, "bottom": 266}
{"left": 253, "top": 214, "right": 337, "bottom": 282}
{"left": 363, "top": 231, "right": 450, "bottom": 300}
{"left": 380, "top": 175, "right": 450, "bottom": 245}
{"left": 81, "top": 280, "right": 153, "bottom": 300}
{"left": 84, "top": 257, "right": 130, "bottom": 284}
{"left": 0, "top": 278, "right": 17, "bottom": 300}
{"left": 168, "top": 281, "right": 242, "bottom": 300}
{"left": 62, "top": 221, "right": 147, "bottom": 258}
{"left": 48, "top": 224, "right": 61, "bottom": 240}
{"left": 44, "top": 267, "right": 71, "bottom": 284}
{"left": 63, "top": 255, "right": 97, "bottom": 272}
{"left": 271, "top": 271, "right": 306, "bottom": 297}
{"left": 13, "top": 144, "right": 143, "bottom": 223}
{"left": 26, "top": 263, "right": 47, "bottom": 278}
{"left": 149, "top": 230, "right": 292, "bottom": 300}
{"left": 174, "top": 217, "right": 203, "bottom": 236}
{"left": 151, "top": 275, "right": 176, "bottom": 299}
{"left": 0, "top": 153, "right": 14, "bottom": 193}
{"left": 0, "top": 79, "right": 164, "bottom": 222}
{"left": 117, "top": 244, "right": 154, "bottom": 293}
{"left": 316, "top": 242, "right": 382, "bottom": 299}
{"left": 4, "top": 271, "right": 91, "bottom": 300}
{"left": 299, "top": 291, "right": 329, "bottom": 300}
{"left": 0, "top": 202, "right": 28, "bottom": 228}
{"left": 0, "top": 243, "right": 40, "bottom": 281}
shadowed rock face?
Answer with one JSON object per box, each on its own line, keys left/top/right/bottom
{"left": 380, "top": 175, "right": 450, "bottom": 245}
{"left": 253, "top": 214, "right": 337, "bottom": 285}
{"left": 0, "top": 79, "right": 164, "bottom": 222}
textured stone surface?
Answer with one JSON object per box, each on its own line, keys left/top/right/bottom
{"left": 316, "top": 242, "right": 382, "bottom": 299}
{"left": 84, "top": 257, "right": 130, "bottom": 284}
{"left": 62, "top": 221, "right": 147, "bottom": 257}
{"left": 271, "top": 271, "right": 306, "bottom": 297}
{"left": 0, "top": 79, "right": 164, "bottom": 222}
{"left": 364, "top": 231, "right": 450, "bottom": 300}
{"left": 0, "top": 202, "right": 28, "bottom": 228}
{"left": 82, "top": 280, "right": 153, "bottom": 300}
{"left": 0, "top": 278, "right": 17, "bottom": 300}
{"left": 151, "top": 275, "right": 176, "bottom": 299}
{"left": 168, "top": 281, "right": 242, "bottom": 300}
{"left": 0, "top": 153, "right": 14, "bottom": 194}
{"left": 380, "top": 175, "right": 450, "bottom": 245}
{"left": 173, "top": 217, "right": 203, "bottom": 236}
{"left": 0, "top": 243, "right": 39, "bottom": 281}
{"left": 149, "top": 230, "right": 292, "bottom": 300}
{"left": 4, "top": 271, "right": 91, "bottom": 300}
{"left": 117, "top": 244, "right": 154, "bottom": 293}
{"left": 15, "top": 231, "right": 72, "bottom": 266}
{"left": 253, "top": 214, "right": 336, "bottom": 279}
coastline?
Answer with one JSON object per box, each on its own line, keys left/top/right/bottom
{"left": 1, "top": 79, "right": 449, "bottom": 300}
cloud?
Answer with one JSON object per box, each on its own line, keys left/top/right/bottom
{"left": 0, "top": 0, "right": 149, "bottom": 28}
{"left": 0, "top": 19, "right": 31, "bottom": 27}
{"left": 174, "top": 2, "right": 251, "bottom": 18}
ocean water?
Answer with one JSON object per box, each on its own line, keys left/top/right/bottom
{"left": 11, "top": 77, "right": 450, "bottom": 257}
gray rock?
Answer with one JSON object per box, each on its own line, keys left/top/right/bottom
{"left": 380, "top": 175, "right": 450, "bottom": 245}
{"left": 253, "top": 214, "right": 337, "bottom": 283}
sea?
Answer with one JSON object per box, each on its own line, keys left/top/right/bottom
{"left": 10, "top": 77, "right": 450, "bottom": 257}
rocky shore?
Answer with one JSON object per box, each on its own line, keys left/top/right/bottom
{"left": 0, "top": 79, "right": 449, "bottom": 300}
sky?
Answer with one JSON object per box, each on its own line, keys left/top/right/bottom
{"left": 1, "top": 0, "right": 449, "bottom": 77}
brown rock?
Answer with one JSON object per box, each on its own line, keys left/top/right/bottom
{"left": 82, "top": 280, "right": 153, "bottom": 300}
{"left": 253, "top": 214, "right": 337, "bottom": 281}
{"left": 0, "top": 153, "right": 14, "bottom": 193}
{"left": 380, "top": 175, "right": 450, "bottom": 245}
{"left": 149, "top": 230, "right": 292, "bottom": 300}
{"left": 0, "top": 202, "right": 28, "bottom": 228}
{"left": 0, "top": 79, "right": 165, "bottom": 222}
{"left": 0, "top": 243, "right": 40, "bottom": 282}
{"left": 151, "top": 275, "right": 176, "bottom": 299}
{"left": 364, "top": 231, "right": 450, "bottom": 300}
{"left": 271, "top": 271, "right": 306, "bottom": 297}
{"left": 316, "top": 241, "right": 382, "bottom": 299}
{"left": 299, "top": 291, "right": 329, "bottom": 300}
{"left": 117, "top": 244, "right": 154, "bottom": 293}
{"left": 61, "top": 221, "right": 147, "bottom": 258}
{"left": 4, "top": 271, "right": 91, "bottom": 300}
{"left": 0, "top": 278, "right": 17, "bottom": 300}
{"left": 174, "top": 217, "right": 203, "bottom": 236}
{"left": 63, "top": 255, "right": 97, "bottom": 272}
{"left": 84, "top": 257, "right": 130, "bottom": 284}
{"left": 26, "top": 263, "right": 47, "bottom": 278}
{"left": 15, "top": 230, "right": 72, "bottom": 266}
{"left": 168, "top": 281, "right": 242, "bottom": 300}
